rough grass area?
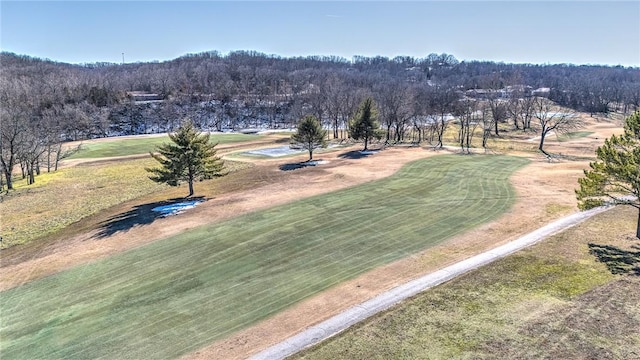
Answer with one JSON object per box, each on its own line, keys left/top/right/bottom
{"left": 0, "top": 158, "right": 250, "bottom": 248}
{"left": 294, "top": 206, "right": 640, "bottom": 360}
{"left": 66, "top": 133, "right": 264, "bottom": 159}
{"left": 438, "top": 125, "right": 541, "bottom": 153}
{"left": 0, "top": 158, "right": 162, "bottom": 248}
{"left": 557, "top": 131, "right": 595, "bottom": 142}
{"left": 490, "top": 137, "right": 540, "bottom": 153}
{"left": 0, "top": 155, "right": 528, "bottom": 359}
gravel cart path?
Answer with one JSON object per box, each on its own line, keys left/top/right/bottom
{"left": 251, "top": 206, "right": 609, "bottom": 360}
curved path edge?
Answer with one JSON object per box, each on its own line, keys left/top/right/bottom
{"left": 250, "top": 206, "right": 609, "bottom": 360}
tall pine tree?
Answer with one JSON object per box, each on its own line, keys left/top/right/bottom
{"left": 349, "top": 97, "right": 382, "bottom": 151}
{"left": 147, "top": 120, "right": 225, "bottom": 197}
{"left": 291, "top": 115, "right": 327, "bottom": 161}
{"left": 577, "top": 110, "right": 640, "bottom": 238}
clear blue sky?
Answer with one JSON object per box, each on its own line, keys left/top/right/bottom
{"left": 1, "top": 1, "right": 639, "bottom": 66}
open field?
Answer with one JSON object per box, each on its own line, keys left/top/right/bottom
{"left": 293, "top": 205, "right": 640, "bottom": 360}
{"left": 183, "top": 113, "right": 627, "bottom": 359}
{"left": 65, "top": 133, "right": 267, "bottom": 159}
{"left": 0, "top": 155, "right": 528, "bottom": 359}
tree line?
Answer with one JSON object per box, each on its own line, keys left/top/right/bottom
{"left": 1, "top": 50, "right": 639, "bottom": 190}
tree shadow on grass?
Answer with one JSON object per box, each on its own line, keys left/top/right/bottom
{"left": 279, "top": 160, "right": 325, "bottom": 171}
{"left": 337, "top": 150, "right": 378, "bottom": 159}
{"left": 588, "top": 243, "right": 640, "bottom": 276}
{"left": 279, "top": 163, "right": 309, "bottom": 171}
{"left": 94, "top": 196, "right": 205, "bottom": 239}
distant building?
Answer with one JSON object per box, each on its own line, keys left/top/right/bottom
{"left": 465, "top": 85, "right": 537, "bottom": 99}
{"left": 464, "top": 89, "right": 499, "bottom": 99}
{"left": 503, "top": 85, "right": 533, "bottom": 97}
{"left": 532, "top": 87, "right": 551, "bottom": 97}
{"left": 126, "top": 91, "right": 164, "bottom": 102}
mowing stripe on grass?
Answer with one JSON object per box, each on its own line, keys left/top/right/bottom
{"left": 0, "top": 155, "right": 528, "bottom": 359}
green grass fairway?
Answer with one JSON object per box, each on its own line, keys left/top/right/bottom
{"left": 294, "top": 207, "right": 639, "bottom": 360}
{"left": 66, "top": 133, "right": 264, "bottom": 159}
{"left": 0, "top": 155, "right": 528, "bottom": 359}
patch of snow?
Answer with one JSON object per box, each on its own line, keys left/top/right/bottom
{"left": 304, "top": 160, "right": 329, "bottom": 166}
{"left": 245, "top": 144, "right": 340, "bottom": 158}
{"left": 359, "top": 150, "right": 379, "bottom": 155}
{"left": 535, "top": 112, "right": 575, "bottom": 118}
{"left": 152, "top": 200, "right": 203, "bottom": 217}
{"left": 245, "top": 146, "right": 304, "bottom": 157}
{"left": 257, "top": 129, "right": 296, "bottom": 134}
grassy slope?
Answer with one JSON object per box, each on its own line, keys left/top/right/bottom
{"left": 66, "top": 133, "right": 264, "bottom": 159}
{"left": 0, "top": 158, "right": 163, "bottom": 247}
{"left": 0, "top": 155, "right": 528, "bottom": 359}
{"left": 0, "top": 159, "right": 251, "bottom": 248}
{"left": 557, "top": 131, "right": 595, "bottom": 142}
{"left": 294, "top": 206, "right": 640, "bottom": 360}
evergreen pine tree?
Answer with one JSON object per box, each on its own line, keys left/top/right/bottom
{"left": 577, "top": 110, "right": 640, "bottom": 238}
{"left": 349, "top": 97, "right": 382, "bottom": 151}
{"left": 291, "top": 115, "right": 327, "bottom": 161}
{"left": 146, "top": 120, "right": 225, "bottom": 197}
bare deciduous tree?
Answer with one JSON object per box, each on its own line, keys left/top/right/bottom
{"left": 534, "top": 97, "right": 582, "bottom": 157}
{"left": 0, "top": 78, "right": 31, "bottom": 190}
{"left": 429, "top": 86, "right": 459, "bottom": 149}
{"left": 376, "top": 80, "right": 413, "bottom": 144}
{"left": 454, "top": 98, "right": 481, "bottom": 154}
{"left": 486, "top": 93, "right": 508, "bottom": 136}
